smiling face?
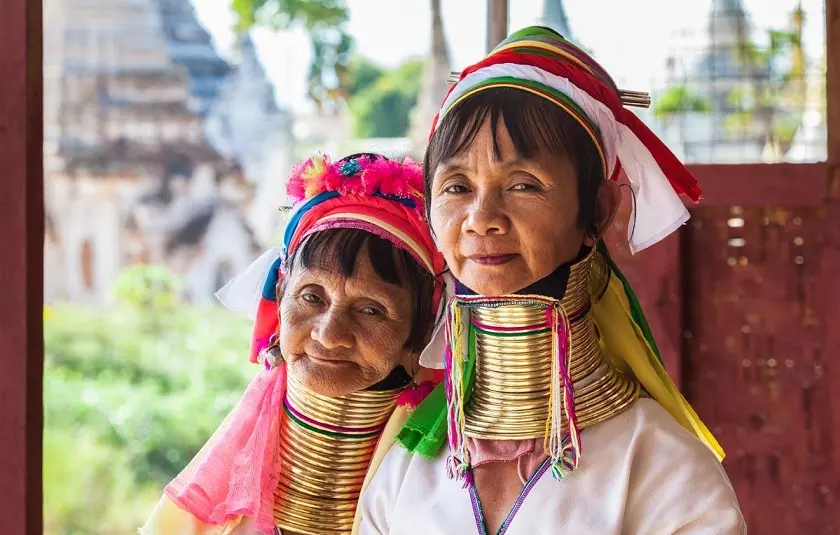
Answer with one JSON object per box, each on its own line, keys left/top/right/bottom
{"left": 278, "top": 236, "right": 423, "bottom": 397}
{"left": 430, "top": 116, "right": 587, "bottom": 295}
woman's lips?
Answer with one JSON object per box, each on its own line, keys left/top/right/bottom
{"left": 305, "top": 353, "right": 349, "bottom": 366}
{"left": 467, "top": 254, "right": 517, "bottom": 266}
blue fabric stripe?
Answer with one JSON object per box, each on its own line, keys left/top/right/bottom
{"left": 277, "top": 190, "right": 414, "bottom": 302}
{"left": 374, "top": 192, "right": 416, "bottom": 209}
{"left": 282, "top": 191, "right": 340, "bottom": 251}
{"left": 261, "top": 255, "right": 284, "bottom": 301}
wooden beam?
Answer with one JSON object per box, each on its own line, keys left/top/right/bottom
{"left": 486, "top": 0, "right": 508, "bottom": 52}
{"left": 686, "top": 163, "right": 827, "bottom": 206}
{"left": 828, "top": 0, "right": 840, "bottom": 199}
{"left": 825, "top": 0, "right": 840, "bottom": 485}
{"left": 0, "top": 0, "right": 43, "bottom": 531}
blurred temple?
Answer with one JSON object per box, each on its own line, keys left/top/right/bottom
{"left": 651, "top": 0, "right": 826, "bottom": 163}
{"left": 42, "top": 0, "right": 294, "bottom": 303}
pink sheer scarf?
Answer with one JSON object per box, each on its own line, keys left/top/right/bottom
{"left": 164, "top": 365, "right": 287, "bottom": 534}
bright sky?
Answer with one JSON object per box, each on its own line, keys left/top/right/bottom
{"left": 192, "top": 0, "right": 826, "bottom": 110}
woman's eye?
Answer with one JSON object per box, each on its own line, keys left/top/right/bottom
{"left": 301, "top": 293, "right": 321, "bottom": 304}
{"left": 511, "top": 183, "right": 538, "bottom": 191}
{"left": 443, "top": 184, "right": 470, "bottom": 194}
{"left": 360, "top": 306, "right": 383, "bottom": 317}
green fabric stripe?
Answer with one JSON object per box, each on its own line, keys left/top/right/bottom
{"left": 496, "top": 44, "right": 615, "bottom": 95}
{"left": 498, "top": 26, "right": 565, "bottom": 48}
{"left": 472, "top": 325, "right": 552, "bottom": 337}
{"left": 597, "top": 241, "right": 663, "bottom": 363}
{"left": 464, "top": 76, "right": 601, "bottom": 137}
{"left": 493, "top": 26, "right": 617, "bottom": 91}
{"left": 394, "top": 381, "right": 445, "bottom": 455}
{"left": 283, "top": 406, "right": 382, "bottom": 440}
{"left": 498, "top": 27, "right": 593, "bottom": 69}
{"left": 396, "top": 326, "right": 477, "bottom": 458}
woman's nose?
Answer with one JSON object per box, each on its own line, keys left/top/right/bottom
{"left": 462, "top": 191, "right": 511, "bottom": 236}
{"left": 310, "top": 308, "right": 354, "bottom": 349}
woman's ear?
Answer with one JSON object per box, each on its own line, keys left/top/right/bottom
{"left": 584, "top": 180, "right": 621, "bottom": 246}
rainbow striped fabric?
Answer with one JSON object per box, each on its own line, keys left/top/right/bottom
{"left": 433, "top": 26, "right": 702, "bottom": 254}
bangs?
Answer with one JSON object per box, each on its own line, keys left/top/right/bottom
{"left": 294, "top": 228, "right": 409, "bottom": 286}
{"left": 431, "top": 88, "right": 583, "bottom": 166}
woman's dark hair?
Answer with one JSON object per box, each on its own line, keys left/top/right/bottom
{"left": 424, "top": 87, "right": 606, "bottom": 238}
{"left": 282, "top": 228, "right": 436, "bottom": 353}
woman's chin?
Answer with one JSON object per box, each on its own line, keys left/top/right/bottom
{"left": 458, "top": 264, "right": 535, "bottom": 296}
{"left": 287, "top": 358, "right": 365, "bottom": 397}
{"left": 460, "top": 275, "right": 532, "bottom": 296}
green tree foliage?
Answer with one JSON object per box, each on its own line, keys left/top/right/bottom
{"left": 654, "top": 6, "right": 807, "bottom": 159}
{"left": 44, "top": 268, "right": 253, "bottom": 534}
{"left": 724, "top": 20, "right": 807, "bottom": 157}
{"left": 231, "top": 0, "right": 353, "bottom": 107}
{"left": 652, "top": 83, "right": 712, "bottom": 121}
{"left": 229, "top": 1, "right": 424, "bottom": 136}
{"left": 347, "top": 58, "right": 424, "bottom": 138}
{"left": 344, "top": 56, "right": 385, "bottom": 96}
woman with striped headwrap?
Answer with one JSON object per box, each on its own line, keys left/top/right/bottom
{"left": 355, "top": 27, "right": 745, "bottom": 534}
{"left": 141, "top": 153, "right": 445, "bottom": 535}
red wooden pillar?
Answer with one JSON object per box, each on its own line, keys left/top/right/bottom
{"left": 828, "top": 0, "right": 839, "bottom": 179}
{"left": 0, "top": 0, "right": 44, "bottom": 532}
{"left": 824, "top": 0, "right": 840, "bottom": 477}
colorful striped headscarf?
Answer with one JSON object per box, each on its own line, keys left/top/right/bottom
{"left": 217, "top": 153, "right": 446, "bottom": 364}
{"left": 154, "top": 154, "right": 446, "bottom": 534}
{"left": 432, "top": 26, "right": 701, "bottom": 254}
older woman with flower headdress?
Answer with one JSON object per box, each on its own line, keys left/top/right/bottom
{"left": 141, "top": 153, "right": 445, "bottom": 535}
{"left": 356, "top": 27, "right": 745, "bottom": 534}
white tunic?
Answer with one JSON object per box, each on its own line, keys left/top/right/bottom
{"left": 357, "top": 399, "right": 746, "bottom": 535}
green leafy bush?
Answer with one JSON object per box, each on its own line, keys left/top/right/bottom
{"left": 44, "top": 269, "right": 254, "bottom": 534}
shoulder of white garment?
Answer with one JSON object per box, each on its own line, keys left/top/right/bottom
{"left": 356, "top": 440, "right": 422, "bottom": 535}
{"left": 597, "top": 398, "right": 747, "bottom": 535}
{"left": 356, "top": 399, "right": 746, "bottom": 535}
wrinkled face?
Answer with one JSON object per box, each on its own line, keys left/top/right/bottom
{"left": 278, "top": 246, "right": 416, "bottom": 397}
{"left": 429, "top": 117, "right": 586, "bottom": 295}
